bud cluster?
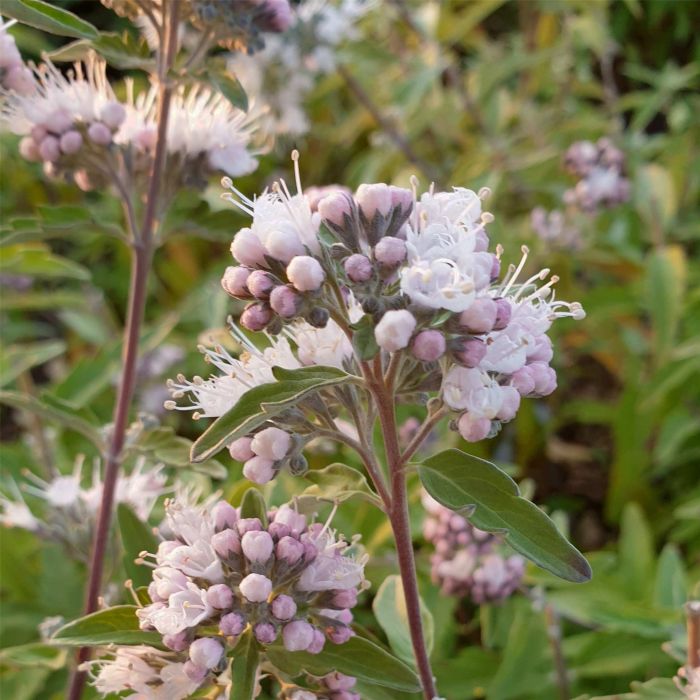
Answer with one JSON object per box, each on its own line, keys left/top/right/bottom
{"left": 422, "top": 493, "right": 524, "bottom": 603}
{"left": 132, "top": 494, "right": 366, "bottom": 696}
{"left": 228, "top": 427, "right": 307, "bottom": 484}
{"left": 0, "top": 21, "right": 33, "bottom": 95}
{"left": 285, "top": 672, "right": 360, "bottom": 700}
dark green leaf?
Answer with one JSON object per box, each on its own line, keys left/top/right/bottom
{"left": 190, "top": 365, "right": 356, "bottom": 463}
{"left": 52, "top": 606, "right": 162, "bottom": 647}
{"left": 48, "top": 32, "right": 154, "bottom": 70}
{"left": 239, "top": 488, "right": 268, "bottom": 526}
{"left": 351, "top": 315, "right": 380, "bottom": 361}
{"left": 207, "top": 66, "right": 248, "bottom": 112}
{"left": 0, "top": 340, "right": 66, "bottom": 388}
{"left": 1, "top": 0, "right": 99, "bottom": 39}
{"left": 117, "top": 504, "right": 157, "bottom": 589}
{"left": 300, "top": 463, "right": 383, "bottom": 509}
{"left": 419, "top": 449, "right": 591, "bottom": 583}
{"left": 228, "top": 632, "right": 259, "bottom": 700}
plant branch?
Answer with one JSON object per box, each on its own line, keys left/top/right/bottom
{"left": 544, "top": 604, "right": 570, "bottom": 700}
{"left": 687, "top": 601, "right": 700, "bottom": 668}
{"left": 400, "top": 406, "right": 447, "bottom": 466}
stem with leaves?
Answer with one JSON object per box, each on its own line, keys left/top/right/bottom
{"left": 65, "top": 4, "right": 180, "bottom": 699}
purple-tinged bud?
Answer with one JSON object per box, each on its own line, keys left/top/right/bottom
{"left": 231, "top": 228, "right": 267, "bottom": 268}
{"left": 319, "top": 192, "right": 353, "bottom": 227}
{"left": 241, "top": 530, "right": 274, "bottom": 564}
{"left": 211, "top": 529, "right": 241, "bottom": 558}
{"left": 287, "top": 255, "right": 325, "bottom": 292}
{"left": 411, "top": 330, "right": 446, "bottom": 362}
{"left": 239, "top": 573, "right": 272, "bottom": 603}
{"left": 59, "top": 130, "right": 83, "bottom": 155}
{"left": 46, "top": 109, "right": 72, "bottom": 134}
{"left": 356, "top": 183, "right": 392, "bottom": 219}
{"left": 490, "top": 255, "right": 501, "bottom": 281}
{"left": 219, "top": 612, "right": 245, "bottom": 637}
{"left": 270, "top": 285, "right": 301, "bottom": 318}
{"left": 282, "top": 620, "right": 314, "bottom": 651}
{"left": 267, "top": 522, "right": 290, "bottom": 540}
{"left": 100, "top": 101, "right": 126, "bottom": 129}
{"left": 457, "top": 414, "right": 492, "bottom": 442}
{"left": 334, "top": 692, "right": 361, "bottom": 700}
{"left": 31, "top": 125, "right": 47, "bottom": 143}
{"left": 240, "top": 302, "right": 272, "bottom": 332}
{"left": 307, "top": 628, "right": 326, "bottom": 654}
{"left": 374, "top": 237, "right": 407, "bottom": 267}
{"left": 221, "top": 266, "right": 251, "bottom": 298}
{"left": 276, "top": 536, "right": 304, "bottom": 565}
{"left": 328, "top": 625, "right": 353, "bottom": 645}
{"left": 38, "top": 136, "right": 60, "bottom": 162}
{"left": 272, "top": 505, "right": 307, "bottom": 537}
{"left": 459, "top": 298, "right": 497, "bottom": 334}
{"left": 325, "top": 673, "right": 357, "bottom": 691}
{"left": 87, "top": 122, "right": 112, "bottom": 146}
{"left": 529, "top": 335, "right": 553, "bottom": 363}
{"left": 189, "top": 637, "right": 224, "bottom": 670}
{"left": 247, "top": 270, "right": 275, "bottom": 299}
{"left": 243, "top": 456, "right": 276, "bottom": 484}
{"left": 163, "top": 631, "right": 189, "bottom": 651}
{"left": 496, "top": 386, "right": 521, "bottom": 421}
{"left": 374, "top": 309, "right": 416, "bottom": 352}
{"left": 510, "top": 366, "right": 535, "bottom": 396}
{"left": 207, "top": 583, "right": 234, "bottom": 609}
{"left": 251, "top": 426, "right": 291, "bottom": 461}
{"left": 212, "top": 501, "right": 238, "bottom": 531}
{"left": 254, "top": 622, "right": 277, "bottom": 644}
{"left": 530, "top": 362, "right": 557, "bottom": 396}
{"left": 183, "top": 661, "right": 208, "bottom": 683}
{"left": 257, "top": 0, "right": 293, "bottom": 32}
{"left": 229, "top": 436, "right": 255, "bottom": 462}
{"left": 237, "top": 518, "right": 262, "bottom": 535}
{"left": 333, "top": 609, "right": 353, "bottom": 625}
{"left": 271, "top": 594, "right": 297, "bottom": 621}
{"left": 19, "top": 136, "right": 40, "bottom": 162}
{"left": 344, "top": 254, "right": 373, "bottom": 283}
{"left": 332, "top": 588, "right": 358, "bottom": 608}
{"left": 389, "top": 186, "right": 413, "bottom": 210}
{"left": 4, "top": 65, "right": 33, "bottom": 94}
{"left": 454, "top": 338, "right": 487, "bottom": 368}
{"left": 493, "top": 299, "right": 512, "bottom": 330}
{"left": 475, "top": 228, "right": 490, "bottom": 252}
{"left": 303, "top": 540, "right": 319, "bottom": 562}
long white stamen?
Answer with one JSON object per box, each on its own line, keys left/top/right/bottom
{"left": 501, "top": 246, "right": 529, "bottom": 296}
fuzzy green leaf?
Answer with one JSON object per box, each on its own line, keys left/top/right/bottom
{"left": 117, "top": 504, "right": 157, "bottom": 590}
{"left": 1, "top": 0, "right": 99, "bottom": 39}
{"left": 228, "top": 632, "right": 259, "bottom": 700}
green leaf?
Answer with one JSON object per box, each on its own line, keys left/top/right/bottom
{"left": 207, "top": 66, "right": 248, "bottom": 112}
{"left": 0, "top": 643, "right": 66, "bottom": 670}
{"left": 0, "top": 245, "right": 91, "bottom": 280}
{"left": 190, "top": 365, "right": 356, "bottom": 463}
{"left": 351, "top": 315, "right": 380, "bottom": 361}
{"left": 52, "top": 606, "right": 162, "bottom": 647}
{"left": 239, "top": 487, "right": 268, "bottom": 526}
{"left": 300, "top": 463, "right": 383, "bottom": 509}
{"left": 618, "top": 503, "right": 655, "bottom": 600}
{"left": 1, "top": 0, "right": 99, "bottom": 39}
{"left": 0, "top": 340, "right": 66, "bottom": 388}
{"left": 228, "top": 632, "right": 259, "bottom": 700}
{"left": 117, "top": 504, "right": 157, "bottom": 589}
{"left": 372, "top": 575, "right": 433, "bottom": 667}
{"left": 0, "top": 390, "right": 104, "bottom": 449}
{"left": 653, "top": 544, "right": 687, "bottom": 610}
{"left": 418, "top": 449, "right": 591, "bottom": 583}
{"left": 266, "top": 636, "right": 421, "bottom": 692}
{"left": 48, "top": 32, "right": 154, "bottom": 70}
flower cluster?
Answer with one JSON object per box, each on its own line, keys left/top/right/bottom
{"left": 0, "top": 20, "right": 33, "bottom": 95}
{"left": 285, "top": 672, "right": 360, "bottom": 700}
{"left": 0, "top": 457, "right": 167, "bottom": 558}
{"left": 530, "top": 206, "right": 582, "bottom": 250}
{"left": 422, "top": 493, "right": 524, "bottom": 603}
{"left": 228, "top": 0, "right": 369, "bottom": 134}
{"left": 127, "top": 493, "right": 366, "bottom": 696}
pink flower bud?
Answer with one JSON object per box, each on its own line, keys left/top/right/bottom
{"left": 356, "top": 183, "right": 392, "bottom": 219}
{"left": 270, "top": 285, "right": 301, "bottom": 318}
{"left": 457, "top": 414, "right": 492, "bottom": 442}
{"left": 344, "top": 254, "right": 373, "bottom": 283}
{"left": 211, "top": 529, "right": 241, "bottom": 558}
{"left": 454, "top": 338, "right": 487, "bottom": 368}
{"left": 19, "top": 136, "right": 40, "bottom": 162}
{"left": 271, "top": 594, "right": 297, "bottom": 620}
{"left": 493, "top": 298, "right": 512, "bottom": 330}
{"left": 496, "top": 386, "right": 521, "bottom": 421}
{"left": 239, "top": 573, "right": 272, "bottom": 603}
{"left": 276, "top": 535, "right": 304, "bottom": 564}
{"left": 189, "top": 637, "right": 223, "bottom": 670}
{"left": 258, "top": 0, "right": 293, "bottom": 32}
{"left": 307, "top": 628, "right": 326, "bottom": 654}
{"left": 241, "top": 530, "right": 274, "bottom": 564}
{"left": 100, "top": 101, "right": 126, "bottom": 129}
{"left": 183, "top": 660, "right": 208, "bottom": 683}
{"left": 267, "top": 522, "right": 290, "bottom": 540}
{"left": 231, "top": 228, "right": 267, "bottom": 268}
{"left": 328, "top": 625, "right": 353, "bottom": 644}
{"left": 389, "top": 186, "right": 413, "bottom": 210}
{"left": 333, "top": 609, "right": 353, "bottom": 625}
{"left": 38, "top": 136, "right": 60, "bottom": 162}
{"left": 265, "top": 229, "right": 305, "bottom": 263}
{"left": 287, "top": 255, "right": 325, "bottom": 292}
{"left": 229, "top": 436, "right": 255, "bottom": 462}
{"left": 219, "top": 612, "right": 245, "bottom": 637}
{"left": 374, "top": 237, "right": 407, "bottom": 267}
{"left": 207, "top": 583, "right": 234, "bottom": 609}
{"left": 5, "top": 65, "right": 33, "bottom": 94}
{"left": 59, "top": 130, "right": 83, "bottom": 155}
{"left": 254, "top": 622, "right": 277, "bottom": 644}
{"left": 283, "top": 620, "right": 314, "bottom": 651}
{"left": 318, "top": 192, "right": 353, "bottom": 227}
{"left": 237, "top": 518, "right": 262, "bottom": 535}
{"left": 530, "top": 362, "right": 557, "bottom": 396}
{"left": 334, "top": 692, "right": 361, "bottom": 700}
{"left": 332, "top": 588, "right": 358, "bottom": 608}
{"left": 247, "top": 270, "right": 275, "bottom": 299}
{"left": 459, "top": 298, "right": 497, "bottom": 334}
{"left": 374, "top": 309, "right": 416, "bottom": 352}
{"left": 221, "top": 266, "right": 251, "bottom": 298}
{"left": 87, "top": 122, "right": 112, "bottom": 146}
{"left": 325, "top": 673, "right": 357, "bottom": 691}
{"left": 46, "top": 109, "right": 73, "bottom": 134}
{"left": 528, "top": 335, "right": 553, "bottom": 363}
{"left": 163, "top": 631, "right": 189, "bottom": 651}
{"left": 411, "top": 330, "right": 446, "bottom": 362}
{"left": 240, "top": 302, "right": 272, "bottom": 332}
{"left": 243, "top": 456, "right": 276, "bottom": 484}
{"left": 251, "top": 426, "right": 291, "bottom": 461}
{"left": 272, "top": 504, "right": 306, "bottom": 537}
{"left": 212, "top": 501, "right": 238, "bottom": 531}
{"left": 510, "top": 366, "right": 535, "bottom": 396}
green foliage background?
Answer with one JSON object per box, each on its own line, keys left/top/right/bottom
{"left": 1, "top": 1, "right": 699, "bottom": 698}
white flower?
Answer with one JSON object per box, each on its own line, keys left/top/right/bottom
{"left": 165, "top": 541, "right": 223, "bottom": 583}
{"left": 442, "top": 367, "right": 503, "bottom": 419}
{"left": 0, "top": 491, "right": 39, "bottom": 530}
{"left": 144, "top": 582, "right": 213, "bottom": 636}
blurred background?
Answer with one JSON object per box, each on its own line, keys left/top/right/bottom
{"left": 1, "top": 1, "right": 699, "bottom": 698}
